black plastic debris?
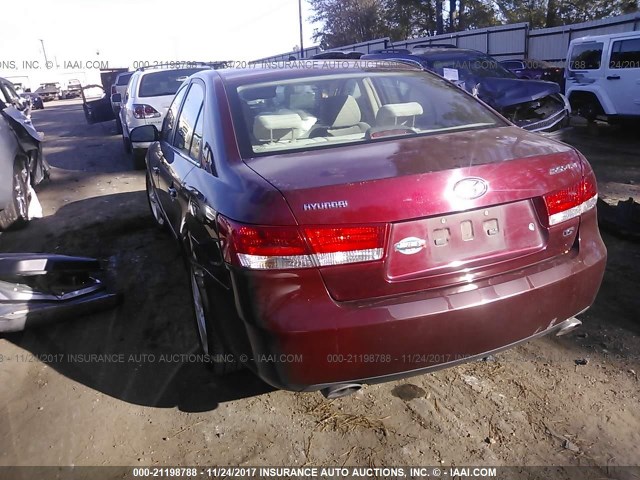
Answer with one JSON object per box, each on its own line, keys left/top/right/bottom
{"left": 597, "top": 197, "right": 640, "bottom": 240}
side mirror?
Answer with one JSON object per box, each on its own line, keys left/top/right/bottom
{"left": 111, "top": 93, "right": 122, "bottom": 103}
{"left": 130, "top": 125, "right": 160, "bottom": 143}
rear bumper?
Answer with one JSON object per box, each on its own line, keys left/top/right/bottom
{"left": 231, "top": 212, "right": 607, "bottom": 391}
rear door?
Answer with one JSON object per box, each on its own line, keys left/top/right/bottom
{"left": 150, "top": 84, "right": 188, "bottom": 232}
{"left": 605, "top": 36, "right": 640, "bottom": 116}
{"left": 159, "top": 81, "right": 204, "bottom": 234}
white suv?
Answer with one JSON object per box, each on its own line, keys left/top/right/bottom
{"left": 565, "top": 31, "right": 640, "bottom": 122}
{"left": 120, "top": 66, "right": 209, "bottom": 168}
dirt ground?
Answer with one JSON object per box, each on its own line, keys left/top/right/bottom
{"left": 0, "top": 100, "right": 639, "bottom": 476}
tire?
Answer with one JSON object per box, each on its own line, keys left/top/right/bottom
{"left": 0, "top": 160, "right": 30, "bottom": 231}
{"left": 115, "top": 116, "right": 123, "bottom": 134}
{"left": 146, "top": 173, "right": 166, "bottom": 230}
{"left": 132, "top": 149, "right": 146, "bottom": 170}
{"left": 188, "top": 247, "right": 241, "bottom": 375}
{"left": 122, "top": 134, "right": 132, "bottom": 154}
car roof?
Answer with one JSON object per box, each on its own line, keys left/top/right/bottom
{"left": 202, "top": 59, "right": 422, "bottom": 84}
{"left": 363, "top": 47, "right": 488, "bottom": 62}
{"left": 571, "top": 30, "right": 640, "bottom": 43}
{"left": 405, "top": 47, "right": 485, "bottom": 57}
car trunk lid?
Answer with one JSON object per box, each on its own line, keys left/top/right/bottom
{"left": 245, "top": 126, "right": 585, "bottom": 301}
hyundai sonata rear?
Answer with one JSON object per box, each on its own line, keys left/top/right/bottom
{"left": 157, "top": 64, "right": 606, "bottom": 394}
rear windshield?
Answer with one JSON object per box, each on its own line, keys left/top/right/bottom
{"left": 138, "top": 68, "right": 205, "bottom": 98}
{"left": 230, "top": 70, "right": 504, "bottom": 157}
{"left": 117, "top": 73, "right": 133, "bottom": 86}
{"left": 569, "top": 43, "right": 603, "bottom": 70}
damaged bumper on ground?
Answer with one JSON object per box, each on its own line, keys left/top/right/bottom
{"left": 0, "top": 254, "right": 120, "bottom": 332}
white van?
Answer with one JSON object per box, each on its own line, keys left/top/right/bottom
{"left": 565, "top": 31, "right": 640, "bottom": 121}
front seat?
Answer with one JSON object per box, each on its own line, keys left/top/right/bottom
{"left": 311, "top": 95, "right": 370, "bottom": 137}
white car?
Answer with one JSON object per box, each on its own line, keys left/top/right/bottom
{"left": 119, "top": 66, "right": 210, "bottom": 168}
{"left": 110, "top": 71, "right": 133, "bottom": 134}
{"left": 565, "top": 31, "right": 640, "bottom": 122}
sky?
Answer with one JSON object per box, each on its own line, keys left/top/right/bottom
{"left": 0, "top": 0, "right": 320, "bottom": 87}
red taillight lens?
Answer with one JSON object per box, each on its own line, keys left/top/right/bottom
{"left": 133, "top": 104, "right": 161, "bottom": 119}
{"left": 304, "top": 226, "right": 385, "bottom": 253}
{"left": 543, "top": 183, "right": 582, "bottom": 217}
{"left": 219, "top": 216, "right": 386, "bottom": 270}
{"left": 111, "top": 85, "right": 117, "bottom": 94}
{"left": 544, "top": 168, "right": 598, "bottom": 226}
{"left": 232, "top": 225, "right": 307, "bottom": 257}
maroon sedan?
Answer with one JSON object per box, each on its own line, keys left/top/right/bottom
{"left": 131, "top": 61, "right": 606, "bottom": 398}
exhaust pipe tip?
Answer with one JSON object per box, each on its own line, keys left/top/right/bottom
{"left": 556, "top": 317, "right": 582, "bottom": 336}
{"left": 321, "top": 383, "right": 363, "bottom": 399}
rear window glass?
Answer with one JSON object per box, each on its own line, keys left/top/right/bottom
{"left": 230, "top": 70, "right": 504, "bottom": 157}
{"left": 569, "top": 43, "right": 603, "bottom": 70}
{"left": 117, "top": 73, "right": 133, "bottom": 85}
{"left": 138, "top": 68, "right": 205, "bottom": 98}
{"left": 610, "top": 38, "right": 640, "bottom": 69}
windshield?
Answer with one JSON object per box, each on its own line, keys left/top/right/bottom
{"left": 230, "top": 70, "right": 504, "bottom": 157}
{"left": 138, "top": 68, "right": 206, "bottom": 98}
{"left": 427, "top": 53, "right": 516, "bottom": 80}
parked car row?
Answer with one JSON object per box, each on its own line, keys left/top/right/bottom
{"left": 313, "top": 29, "right": 640, "bottom": 125}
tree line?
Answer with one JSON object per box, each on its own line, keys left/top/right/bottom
{"left": 309, "top": 0, "right": 639, "bottom": 49}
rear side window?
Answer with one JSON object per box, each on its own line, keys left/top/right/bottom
{"left": 173, "top": 83, "right": 204, "bottom": 158}
{"left": 569, "top": 43, "right": 603, "bottom": 70}
{"left": 161, "top": 85, "right": 188, "bottom": 142}
{"left": 610, "top": 38, "right": 640, "bottom": 69}
{"left": 138, "top": 68, "right": 205, "bottom": 98}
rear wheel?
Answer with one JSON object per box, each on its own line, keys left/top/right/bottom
{"left": 0, "top": 160, "right": 30, "bottom": 231}
{"left": 188, "top": 249, "right": 240, "bottom": 375}
{"left": 146, "top": 173, "right": 166, "bottom": 230}
{"left": 115, "top": 116, "right": 123, "bottom": 134}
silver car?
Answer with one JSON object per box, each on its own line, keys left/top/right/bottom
{"left": 0, "top": 79, "right": 49, "bottom": 230}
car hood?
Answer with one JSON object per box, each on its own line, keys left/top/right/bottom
{"left": 475, "top": 77, "right": 561, "bottom": 108}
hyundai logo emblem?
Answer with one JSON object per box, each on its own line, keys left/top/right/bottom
{"left": 453, "top": 178, "right": 488, "bottom": 200}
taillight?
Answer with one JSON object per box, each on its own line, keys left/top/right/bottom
{"left": 219, "top": 216, "right": 386, "bottom": 270}
{"left": 544, "top": 169, "right": 598, "bottom": 226}
{"left": 133, "top": 104, "right": 161, "bottom": 119}
{"left": 111, "top": 85, "right": 117, "bottom": 95}
{"left": 303, "top": 226, "right": 385, "bottom": 266}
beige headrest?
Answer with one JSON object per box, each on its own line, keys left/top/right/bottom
{"left": 253, "top": 112, "right": 303, "bottom": 142}
{"left": 376, "top": 102, "right": 424, "bottom": 126}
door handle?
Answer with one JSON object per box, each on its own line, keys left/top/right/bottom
{"left": 152, "top": 166, "right": 160, "bottom": 175}
{"left": 606, "top": 75, "right": 621, "bottom": 80}
{"left": 188, "top": 187, "right": 205, "bottom": 201}
{"left": 168, "top": 187, "right": 177, "bottom": 199}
